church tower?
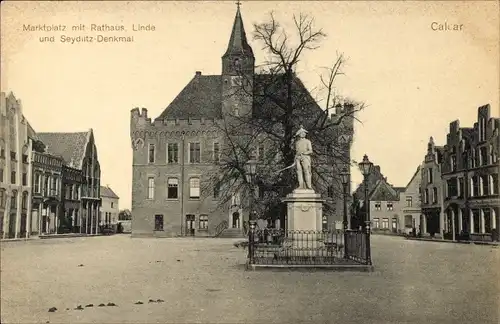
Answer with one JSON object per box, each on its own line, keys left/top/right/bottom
{"left": 221, "top": 3, "right": 255, "bottom": 118}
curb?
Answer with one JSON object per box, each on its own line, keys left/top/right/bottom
{"left": 245, "top": 263, "right": 374, "bottom": 272}
{"left": 405, "top": 237, "right": 499, "bottom": 246}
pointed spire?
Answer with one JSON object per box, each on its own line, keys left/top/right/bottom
{"left": 223, "top": 2, "right": 254, "bottom": 58}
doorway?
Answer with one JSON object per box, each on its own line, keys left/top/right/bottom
{"left": 186, "top": 214, "right": 195, "bottom": 236}
{"left": 232, "top": 212, "right": 240, "bottom": 228}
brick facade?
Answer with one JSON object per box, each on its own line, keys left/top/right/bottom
{"left": 130, "top": 7, "right": 353, "bottom": 237}
{"left": 441, "top": 104, "right": 499, "bottom": 241}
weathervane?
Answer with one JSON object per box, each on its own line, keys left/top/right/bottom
{"left": 236, "top": 0, "right": 241, "bottom": 9}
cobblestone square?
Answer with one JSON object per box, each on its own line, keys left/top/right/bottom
{"left": 1, "top": 235, "right": 498, "bottom": 324}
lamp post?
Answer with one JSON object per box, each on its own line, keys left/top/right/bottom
{"left": 244, "top": 153, "right": 258, "bottom": 224}
{"left": 358, "top": 154, "right": 373, "bottom": 265}
{"left": 245, "top": 153, "right": 258, "bottom": 264}
{"left": 340, "top": 168, "right": 350, "bottom": 259}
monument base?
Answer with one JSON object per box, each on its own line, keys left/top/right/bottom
{"left": 282, "top": 189, "right": 326, "bottom": 257}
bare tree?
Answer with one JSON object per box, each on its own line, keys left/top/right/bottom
{"left": 201, "top": 12, "right": 365, "bottom": 223}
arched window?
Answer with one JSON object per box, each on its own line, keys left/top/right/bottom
{"left": 11, "top": 190, "right": 18, "bottom": 209}
{"left": 22, "top": 192, "right": 28, "bottom": 209}
{"left": 0, "top": 189, "right": 5, "bottom": 208}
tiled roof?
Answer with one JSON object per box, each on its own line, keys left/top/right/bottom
{"left": 157, "top": 75, "right": 223, "bottom": 120}
{"left": 101, "top": 186, "right": 119, "bottom": 199}
{"left": 37, "top": 131, "right": 89, "bottom": 169}
{"left": 223, "top": 7, "right": 254, "bottom": 58}
{"left": 353, "top": 165, "right": 385, "bottom": 201}
{"left": 25, "top": 120, "right": 38, "bottom": 140}
{"left": 157, "top": 73, "right": 325, "bottom": 123}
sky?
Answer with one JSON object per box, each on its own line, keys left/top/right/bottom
{"left": 1, "top": 1, "right": 499, "bottom": 210}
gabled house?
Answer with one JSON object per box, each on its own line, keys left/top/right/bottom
{"left": 36, "top": 129, "right": 101, "bottom": 234}
{"left": 400, "top": 166, "right": 422, "bottom": 235}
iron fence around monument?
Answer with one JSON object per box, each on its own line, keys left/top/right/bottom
{"left": 247, "top": 227, "right": 371, "bottom": 266}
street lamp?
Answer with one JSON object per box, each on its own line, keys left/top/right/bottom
{"left": 358, "top": 154, "right": 373, "bottom": 265}
{"left": 340, "top": 168, "right": 350, "bottom": 259}
{"left": 244, "top": 152, "right": 258, "bottom": 222}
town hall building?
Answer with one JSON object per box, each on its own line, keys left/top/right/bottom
{"left": 130, "top": 5, "right": 354, "bottom": 237}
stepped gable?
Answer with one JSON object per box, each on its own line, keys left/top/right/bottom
{"left": 37, "top": 131, "right": 89, "bottom": 169}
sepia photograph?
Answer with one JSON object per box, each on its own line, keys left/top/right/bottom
{"left": 0, "top": 1, "right": 499, "bottom": 323}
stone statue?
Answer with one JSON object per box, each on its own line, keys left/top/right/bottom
{"left": 294, "top": 126, "right": 313, "bottom": 190}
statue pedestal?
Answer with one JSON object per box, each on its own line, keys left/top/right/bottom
{"left": 282, "top": 189, "right": 325, "bottom": 256}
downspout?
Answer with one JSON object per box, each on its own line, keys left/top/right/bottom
{"left": 180, "top": 131, "right": 186, "bottom": 236}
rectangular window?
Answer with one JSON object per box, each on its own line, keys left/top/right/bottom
{"left": 432, "top": 187, "right": 438, "bottom": 203}
{"left": 213, "top": 142, "right": 220, "bottom": 163}
{"left": 148, "top": 144, "right": 155, "bottom": 164}
{"left": 51, "top": 177, "right": 57, "bottom": 195}
{"left": 392, "top": 218, "right": 397, "bottom": 230}
{"left": 10, "top": 151, "right": 16, "bottom": 160}
{"left": 213, "top": 182, "right": 220, "bottom": 199}
{"left": 0, "top": 148, "right": 4, "bottom": 158}
{"left": 258, "top": 144, "right": 265, "bottom": 161}
{"left": 34, "top": 173, "right": 40, "bottom": 193}
{"left": 22, "top": 154, "right": 28, "bottom": 164}
{"left": 147, "top": 177, "right": 155, "bottom": 199}
{"left": 428, "top": 168, "right": 433, "bottom": 183}
{"left": 22, "top": 173, "right": 27, "bottom": 186}
{"left": 491, "top": 174, "right": 498, "bottom": 195}
{"left": 189, "top": 142, "right": 201, "bottom": 163}
{"left": 154, "top": 214, "right": 164, "bottom": 231}
{"left": 167, "top": 178, "right": 179, "bottom": 199}
{"left": 167, "top": 143, "right": 179, "bottom": 163}
{"left": 404, "top": 215, "right": 413, "bottom": 228}
{"left": 386, "top": 202, "right": 393, "bottom": 211}
{"left": 189, "top": 177, "right": 200, "bottom": 199}
{"left": 382, "top": 218, "right": 389, "bottom": 229}
{"left": 327, "top": 186, "right": 334, "bottom": 198}
{"left": 450, "top": 155, "right": 457, "bottom": 171}
{"left": 373, "top": 218, "right": 379, "bottom": 229}
{"left": 10, "top": 171, "right": 16, "bottom": 184}
{"left": 111, "top": 202, "right": 114, "bottom": 208}
{"left": 375, "top": 202, "right": 381, "bottom": 211}
{"left": 447, "top": 178, "right": 458, "bottom": 197}
{"left": 199, "top": 214, "right": 208, "bottom": 229}
{"left": 406, "top": 196, "right": 412, "bottom": 207}
{"left": 0, "top": 190, "right": 4, "bottom": 207}
{"left": 0, "top": 168, "right": 3, "bottom": 183}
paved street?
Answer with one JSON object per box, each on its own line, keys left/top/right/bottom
{"left": 1, "top": 235, "right": 498, "bottom": 324}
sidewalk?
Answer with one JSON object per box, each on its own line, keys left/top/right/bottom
{"left": 1, "top": 233, "right": 111, "bottom": 242}
{"left": 405, "top": 236, "right": 500, "bottom": 246}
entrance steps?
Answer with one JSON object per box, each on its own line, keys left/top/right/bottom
{"left": 218, "top": 228, "right": 245, "bottom": 238}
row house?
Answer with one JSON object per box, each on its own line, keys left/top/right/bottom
{"left": 353, "top": 162, "right": 422, "bottom": 235}
{"left": 37, "top": 130, "right": 102, "bottom": 235}
{"left": 420, "top": 136, "right": 445, "bottom": 237}
{"left": 30, "top": 139, "right": 64, "bottom": 235}
{"left": 441, "top": 104, "right": 499, "bottom": 241}
{"left": 0, "top": 92, "right": 33, "bottom": 239}
{"left": 100, "top": 185, "right": 120, "bottom": 228}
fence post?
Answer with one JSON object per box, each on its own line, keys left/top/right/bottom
{"left": 248, "top": 220, "right": 257, "bottom": 264}
{"left": 365, "top": 220, "right": 372, "bottom": 265}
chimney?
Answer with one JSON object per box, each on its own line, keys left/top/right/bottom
{"left": 195, "top": 71, "right": 202, "bottom": 76}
